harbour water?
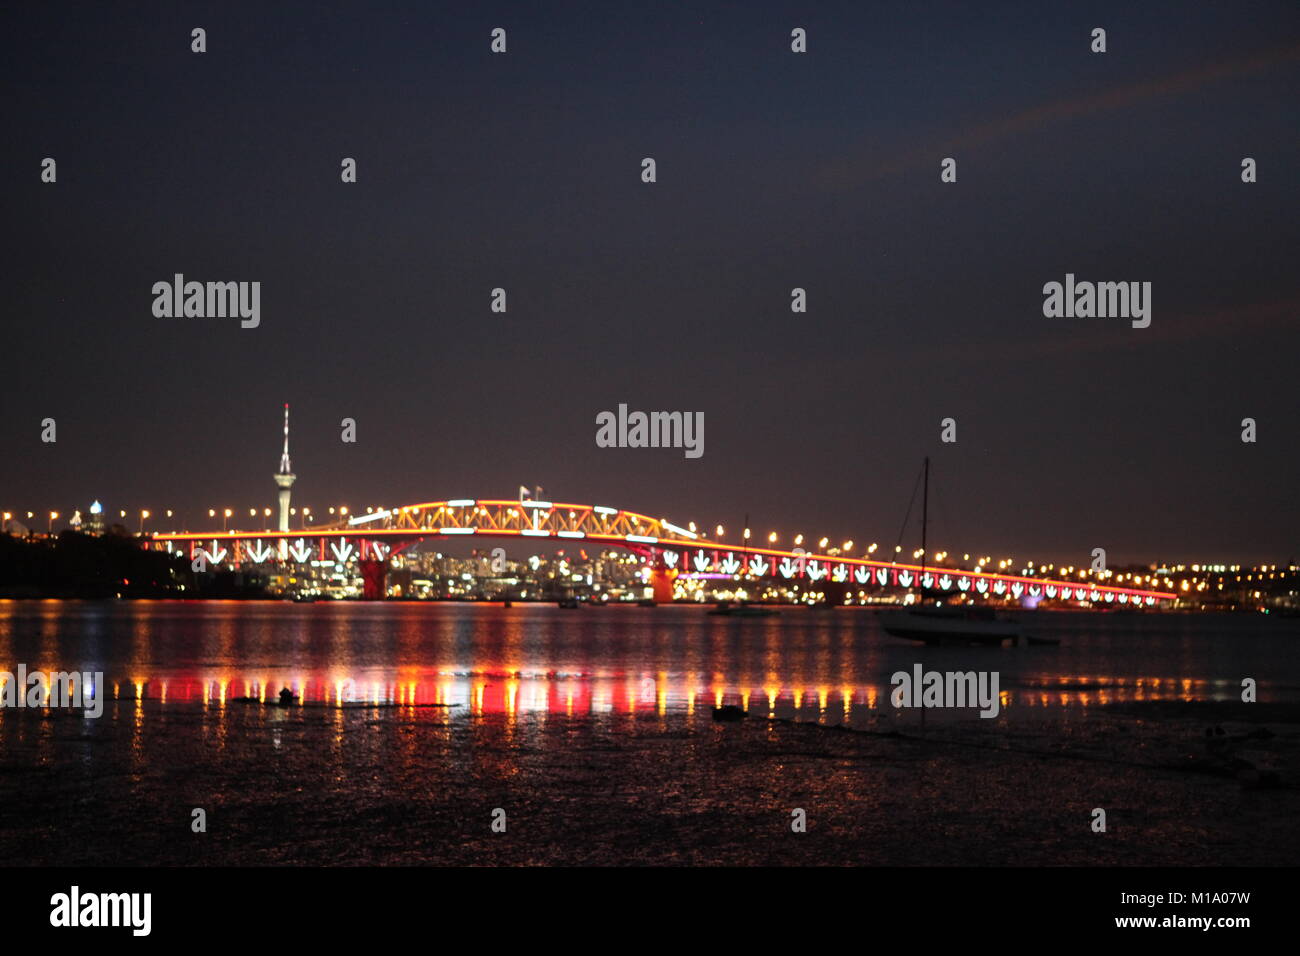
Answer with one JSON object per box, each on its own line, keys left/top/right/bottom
{"left": 2, "top": 601, "right": 1294, "bottom": 715}
{"left": 1, "top": 601, "right": 1297, "bottom": 865}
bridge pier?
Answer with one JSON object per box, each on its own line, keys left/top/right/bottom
{"left": 360, "top": 559, "right": 386, "bottom": 600}
{"left": 650, "top": 565, "right": 677, "bottom": 603}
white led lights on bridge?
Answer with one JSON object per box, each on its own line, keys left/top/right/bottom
{"left": 446, "top": 499, "right": 476, "bottom": 507}
{"left": 348, "top": 510, "right": 391, "bottom": 526}
{"left": 521, "top": 529, "right": 551, "bottom": 537}
{"left": 661, "top": 521, "right": 697, "bottom": 539}
{"left": 439, "top": 528, "right": 475, "bottom": 535}
{"left": 593, "top": 506, "right": 618, "bottom": 515}
{"left": 522, "top": 500, "right": 552, "bottom": 509}
{"left": 557, "top": 531, "right": 585, "bottom": 539}
{"left": 626, "top": 534, "right": 658, "bottom": 544}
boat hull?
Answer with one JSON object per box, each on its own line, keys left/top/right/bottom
{"left": 880, "top": 609, "right": 1020, "bottom": 646}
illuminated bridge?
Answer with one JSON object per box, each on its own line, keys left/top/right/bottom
{"left": 149, "top": 498, "right": 1177, "bottom": 606}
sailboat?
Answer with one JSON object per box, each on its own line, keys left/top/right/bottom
{"left": 879, "top": 458, "right": 1022, "bottom": 647}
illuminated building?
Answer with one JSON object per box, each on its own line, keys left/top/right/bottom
{"left": 84, "top": 500, "right": 106, "bottom": 535}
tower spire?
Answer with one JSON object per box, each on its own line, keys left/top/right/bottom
{"left": 279, "top": 402, "right": 292, "bottom": 475}
{"left": 274, "top": 403, "right": 296, "bottom": 535}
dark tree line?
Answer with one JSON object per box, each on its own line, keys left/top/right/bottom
{"left": 0, "top": 530, "right": 262, "bottom": 598}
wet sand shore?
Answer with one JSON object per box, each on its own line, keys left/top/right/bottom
{"left": 1, "top": 699, "right": 1296, "bottom": 866}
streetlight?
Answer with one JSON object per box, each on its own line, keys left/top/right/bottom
{"left": 139, "top": 510, "right": 149, "bottom": 534}
{"left": 223, "top": 508, "right": 232, "bottom": 531}
{"left": 48, "top": 511, "right": 58, "bottom": 533}
{"left": 768, "top": 532, "right": 777, "bottom": 544}
{"left": 302, "top": 506, "right": 311, "bottom": 529}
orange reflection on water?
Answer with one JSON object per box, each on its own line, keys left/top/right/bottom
{"left": 0, "top": 659, "right": 1252, "bottom": 728}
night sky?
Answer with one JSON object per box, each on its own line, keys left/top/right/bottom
{"left": 3, "top": 1, "right": 1297, "bottom": 563}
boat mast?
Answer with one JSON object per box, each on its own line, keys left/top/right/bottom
{"left": 920, "top": 457, "right": 929, "bottom": 579}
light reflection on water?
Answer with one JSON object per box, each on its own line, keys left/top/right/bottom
{"left": 0, "top": 600, "right": 1295, "bottom": 726}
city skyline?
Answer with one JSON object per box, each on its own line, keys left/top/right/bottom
{"left": 4, "top": 394, "right": 1298, "bottom": 567}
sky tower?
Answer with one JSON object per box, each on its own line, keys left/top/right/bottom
{"left": 274, "top": 403, "right": 295, "bottom": 533}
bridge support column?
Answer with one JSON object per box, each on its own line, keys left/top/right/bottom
{"left": 360, "top": 559, "right": 386, "bottom": 600}
{"left": 650, "top": 566, "right": 677, "bottom": 603}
